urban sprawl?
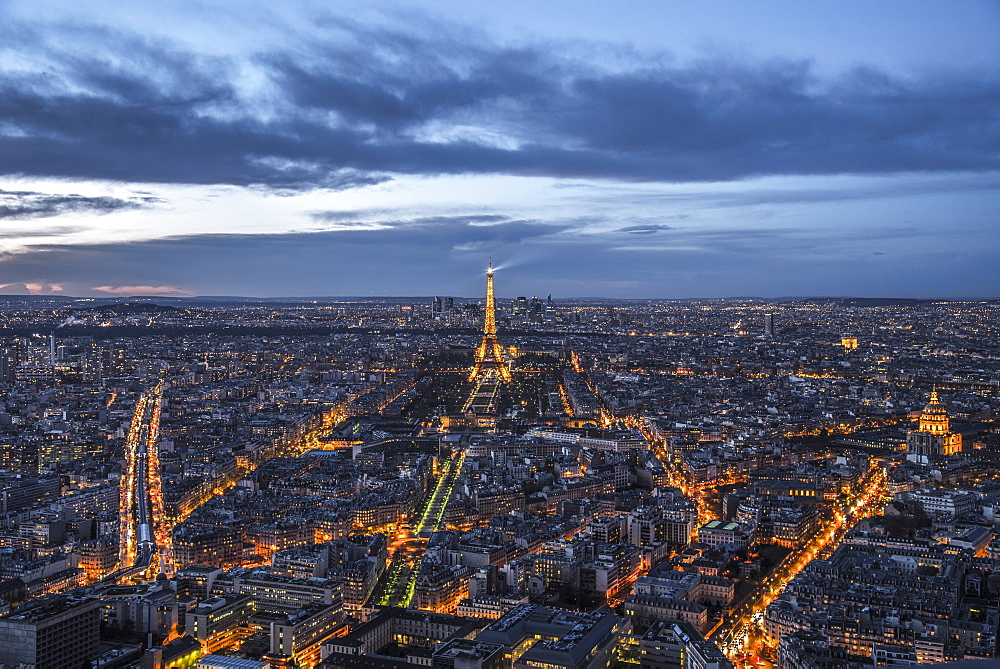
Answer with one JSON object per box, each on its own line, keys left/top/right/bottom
{"left": 0, "top": 277, "right": 997, "bottom": 669}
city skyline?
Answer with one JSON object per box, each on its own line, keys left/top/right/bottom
{"left": 0, "top": 291, "right": 997, "bottom": 666}
{"left": 0, "top": 0, "right": 998, "bottom": 299}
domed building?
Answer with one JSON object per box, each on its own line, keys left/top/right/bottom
{"left": 906, "top": 390, "right": 962, "bottom": 457}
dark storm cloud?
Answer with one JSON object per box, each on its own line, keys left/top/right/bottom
{"left": 0, "top": 189, "right": 158, "bottom": 220}
{"left": 0, "top": 17, "right": 997, "bottom": 190}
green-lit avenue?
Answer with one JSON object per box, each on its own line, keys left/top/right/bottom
{"left": 377, "top": 450, "right": 465, "bottom": 607}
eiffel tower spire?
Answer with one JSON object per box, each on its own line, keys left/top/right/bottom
{"left": 469, "top": 258, "right": 511, "bottom": 383}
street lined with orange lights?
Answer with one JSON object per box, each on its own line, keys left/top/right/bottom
{"left": 627, "top": 414, "right": 893, "bottom": 664}
{"left": 710, "top": 463, "right": 889, "bottom": 664}
{"left": 113, "top": 382, "right": 164, "bottom": 581}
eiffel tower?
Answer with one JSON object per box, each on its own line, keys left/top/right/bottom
{"left": 463, "top": 260, "right": 511, "bottom": 416}
{"left": 469, "top": 259, "right": 511, "bottom": 384}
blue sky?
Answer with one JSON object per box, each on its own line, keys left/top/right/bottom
{"left": 0, "top": 0, "right": 997, "bottom": 298}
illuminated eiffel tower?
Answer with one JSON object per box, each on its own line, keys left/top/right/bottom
{"left": 469, "top": 259, "right": 511, "bottom": 384}
{"left": 462, "top": 260, "right": 510, "bottom": 417}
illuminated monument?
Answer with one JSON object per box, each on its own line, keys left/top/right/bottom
{"left": 469, "top": 259, "right": 512, "bottom": 384}
{"left": 906, "top": 390, "right": 962, "bottom": 457}
{"left": 447, "top": 259, "right": 511, "bottom": 425}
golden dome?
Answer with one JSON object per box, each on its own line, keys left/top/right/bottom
{"left": 918, "top": 390, "right": 949, "bottom": 434}
{"left": 922, "top": 390, "right": 947, "bottom": 415}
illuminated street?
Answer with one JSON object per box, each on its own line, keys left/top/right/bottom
{"left": 632, "top": 416, "right": 727, "bottom": 528}
{"left": 378, "top": 450, "right": 465, "bottom": 607}
{"left": 710, "top": 462, "right": 890, "bottom": 664}
{"left": 114, "top": 382, "right": 164, "bottom": 579}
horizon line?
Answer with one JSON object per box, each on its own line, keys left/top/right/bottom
{"left": 0, "top": 293, "right": 997, "bottom": 303}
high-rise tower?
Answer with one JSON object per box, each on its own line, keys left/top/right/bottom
{"left": 469, "top": 259, "right": 512, "bottom": 383}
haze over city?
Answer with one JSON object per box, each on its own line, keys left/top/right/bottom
{"left": 0, "top": 0, "right": 997, "bottom": 299}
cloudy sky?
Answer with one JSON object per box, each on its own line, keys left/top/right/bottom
{"left": 0, "top": 0, "right": 997, "bottom": 299}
